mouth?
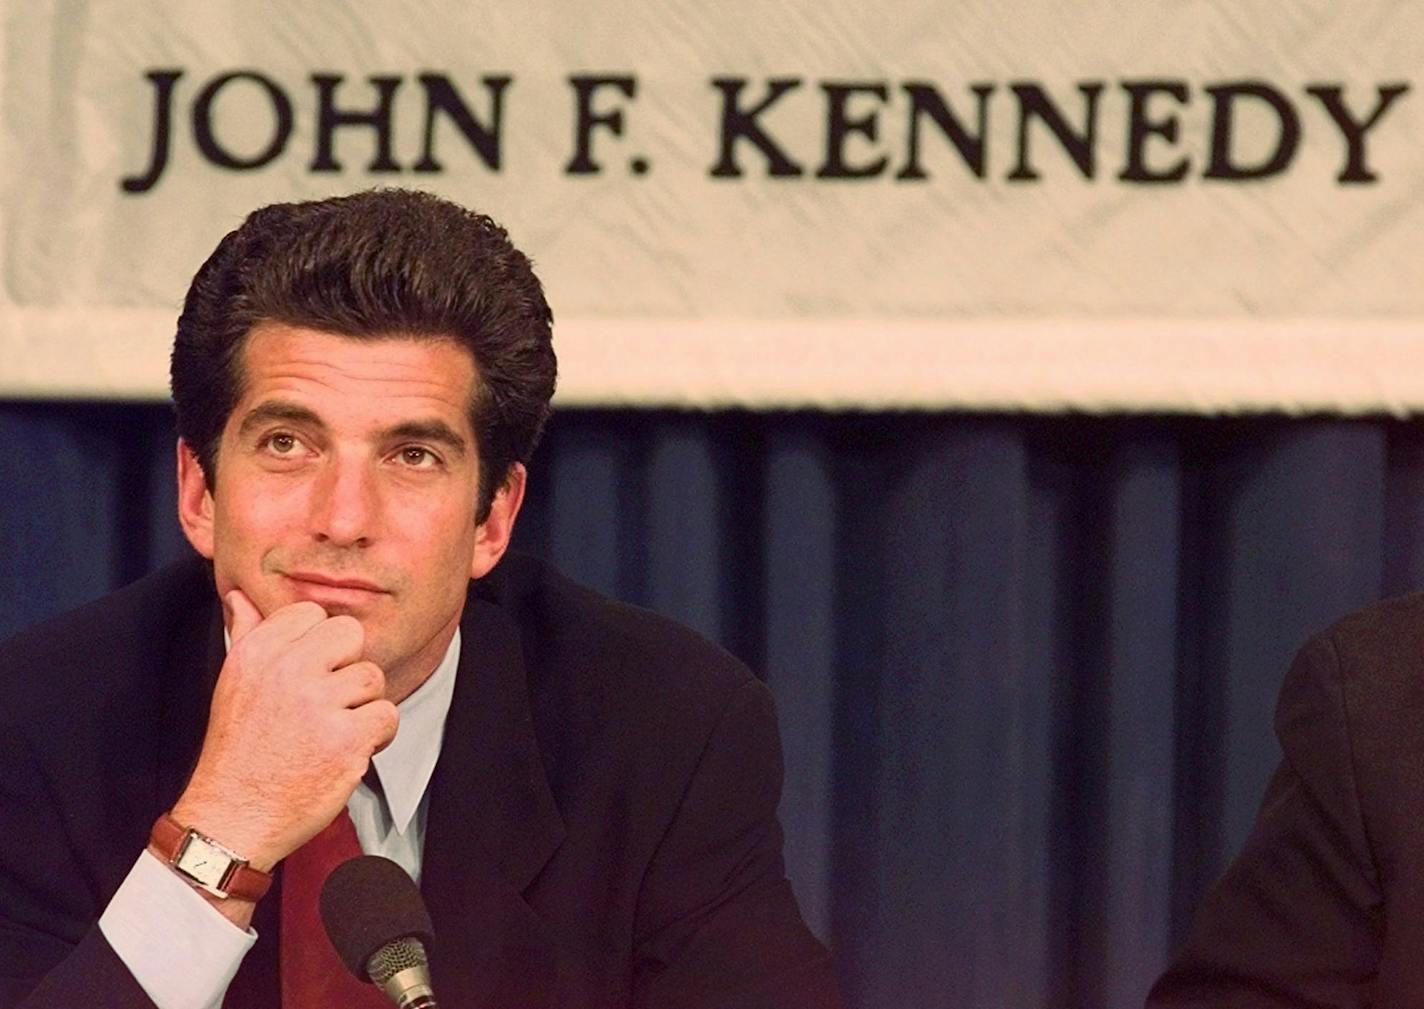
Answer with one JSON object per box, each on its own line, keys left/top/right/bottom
{"left": 282, "top": 571, "right": 389, "bottom": 595}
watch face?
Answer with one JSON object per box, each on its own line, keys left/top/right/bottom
{"left": 175, "top": 834, "right": 232, "bottom": 889}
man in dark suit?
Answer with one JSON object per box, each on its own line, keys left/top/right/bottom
{"left": 0, "top": 190, "right": 841, "bottom": 1008}
{"left": 1147, "top": 598, "right": 1424, "bottom": 1006}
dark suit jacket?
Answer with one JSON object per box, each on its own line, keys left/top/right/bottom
{"left": 0, "top": 553, "right": 842, "bottom": 1009}
{"left": 1146, "top": 593, "right": 1424, "bottom": 1007}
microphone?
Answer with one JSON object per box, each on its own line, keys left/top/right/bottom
{"left": 320, "top": 855, "right": 439, "bottom": 1008}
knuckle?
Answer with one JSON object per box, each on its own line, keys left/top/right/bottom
{"left": 357, "top": 662, "right": 385, "bottom": 694}
{"left": 375, "top": 701, "right": 399, "bottom": 736}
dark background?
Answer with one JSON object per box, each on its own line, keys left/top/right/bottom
{"left": 5, "top": 401, "right": 1421, "bottom": 1008}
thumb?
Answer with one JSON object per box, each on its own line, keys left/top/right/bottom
{"left": 224, "top": 589, "right": 264, "bottom": 643}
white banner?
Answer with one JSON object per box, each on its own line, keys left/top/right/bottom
{"left": 0, "top": 1, "right": 1420, "bottom": 412}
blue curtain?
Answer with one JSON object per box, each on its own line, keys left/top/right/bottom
{"left": 2, "top": 401, "right": 1419, "bottom": 1008}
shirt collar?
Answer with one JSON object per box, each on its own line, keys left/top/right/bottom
{"left": 368, "top": 629, "right": 460, "bottom": 835}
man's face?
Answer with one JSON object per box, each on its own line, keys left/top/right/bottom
{"left": 177, "top": 321, "right": 524, "bottom": 701}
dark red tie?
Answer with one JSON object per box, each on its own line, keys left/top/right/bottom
{"left": 279, "top": 809, "right": 392, "bottom": 1008}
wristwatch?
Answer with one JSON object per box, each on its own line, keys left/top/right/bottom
{"left": 149, "top": 813, "right": 273, "bottom": 901}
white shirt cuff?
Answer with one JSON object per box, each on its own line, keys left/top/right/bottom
{"left": 98, "top": 850, "right": 256, "bottom": 1009}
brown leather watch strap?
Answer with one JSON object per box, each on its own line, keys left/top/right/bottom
{"left": 149, "top": 813, "right": 273, "bottom": 902}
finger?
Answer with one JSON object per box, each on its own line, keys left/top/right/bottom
{"left": 249, "top": 599, "right": 329, "bottom": 642}
{"left": 351, "top": 699, "right": 400, "bottom": 754}
{"left": 291, "top": 614, "right": 366, "bottom": 672}
{"left": 328, "top": 660, "right": 386, "bottom": 708}
{"left": 224, "top": 589, "right": 264, "bottom": 644}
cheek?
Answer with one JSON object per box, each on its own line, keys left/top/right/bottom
{"left": 217, "top": 472, "right": 311, "bottom": 535}
{"left": 409, "top": 510, "right": 480, "bottom": 592}
{"left": 430, "top": 518, "right": 479, "bottom": 583}
{"left": 210, "top": 489, "right": 300, "bottom": 575}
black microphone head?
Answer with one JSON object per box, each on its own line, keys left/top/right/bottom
{"left": 319, "top": 855, "right": 434, "bottom": 980}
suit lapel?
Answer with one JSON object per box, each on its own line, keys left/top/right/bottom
{"left": 421, "top": 583, "right": 566, "bottom": 1008}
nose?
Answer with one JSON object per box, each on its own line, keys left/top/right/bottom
{"left": 310, "top": 454, "right": 380, "bottom": 547}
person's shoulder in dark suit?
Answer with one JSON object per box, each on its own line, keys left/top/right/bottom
{"left": 485, "top": 550, "right": 760, "bottom": 732}
{"left": 1148, "top": 590, "right": 1424, "bottom": 1007}
{"left": 475, "top": 553, "right": 844, "bottom": 1007}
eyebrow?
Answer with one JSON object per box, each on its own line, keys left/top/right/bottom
{"left": 382, "top": 420, "right": 468, "bottom": 457}
{"left": 236, "top": 401, "right": 468, "bottom": 457}
{"left": 237, "top": 401, "right": 323, "bottom": 439}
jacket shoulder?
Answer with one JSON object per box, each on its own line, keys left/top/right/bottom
{"left": 0, "top": 555, "right": 215, "bottom": 723}
{"left": 480, "top": 553, "right": 765, "bottom": 781}
{"left": 1307, "top": 592, "right": 1424, "bottom": 686}
{"left": 486, "top": 552, "right": 756, "bottom": 698}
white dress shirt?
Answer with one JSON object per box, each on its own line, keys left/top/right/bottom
{"left": 98, "top": 630, "right": 461, "bottom": 1009}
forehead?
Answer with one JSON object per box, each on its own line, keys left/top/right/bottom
{"left": 232, "top": 322, "right": 478, "bottom": 433}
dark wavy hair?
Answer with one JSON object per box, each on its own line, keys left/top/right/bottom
{"left": 170, "top": 189, "right": 556, "bottom": 521}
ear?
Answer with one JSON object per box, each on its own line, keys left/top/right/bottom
{"left": 470, "top": 462, "right": 527, "bottom": 579}
{"left": 176, "top": 439, "right": 216, "bottom": 560}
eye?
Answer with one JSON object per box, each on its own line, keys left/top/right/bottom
{"left": 261, "top": 432, "right": 303, "bottom": 455}
{"left": 396, "top": 446, "right": 440, "bottom": 469}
